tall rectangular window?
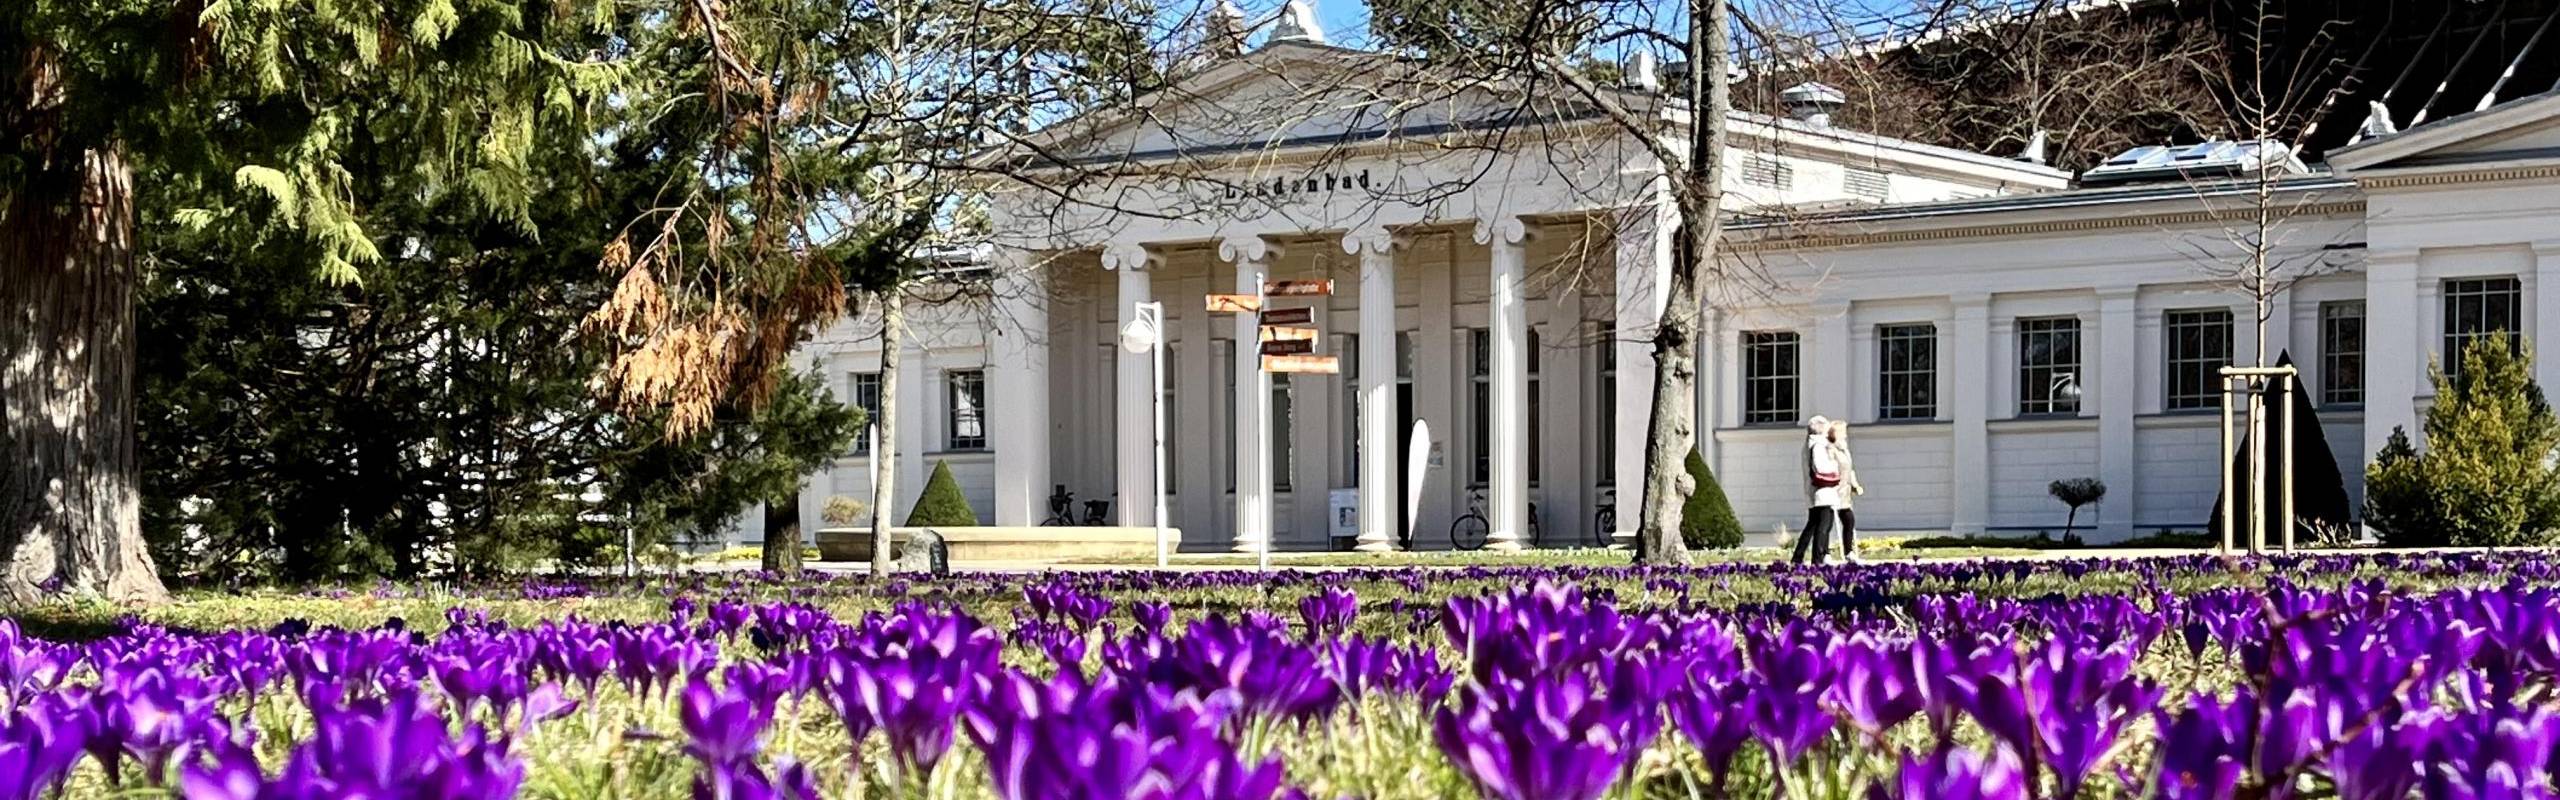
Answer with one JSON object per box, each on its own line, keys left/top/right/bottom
{"left": 1596, "top": 327, "right": 1615, "bottom": 486}
{"left": 2320, "top": 301, "right": 2364, "bottom": 407}
{"left": 945, "top": 369, "right": 986, "bottom": 450}
{"left": 1341, "top": 333, "right": 1360, "bottom": 483}
{"left": 1463, "top": 330, "right": 1541, "bottom": 485}
{"left": 2017, "top": 317, "right": 2082, "bottom": 416}
{"left": 1741, "top": 331, "right": 1801, "bottom": 425}
{"left": 849, "top": 371, "right": 883, "bottom": 454}
{"left": 1875, "top": 323, "right": 1937, "bottom": 420}
{"left": 2164, "top": 309, "right": 2234, "bottom": 411}
{"left": 2443, "top": 276, "right": 2521, "bottom": 383}
{"left": 1271, "top": 373, "right": 1293, "bottom": 492}
{"left": 1470, "top": 329, "right": 1490, "bottom": 485}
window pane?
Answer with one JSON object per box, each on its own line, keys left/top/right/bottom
{"left": 2017, "top": 317, "right": 2082, "bottom": 416}
{"left": 2443, "top": 277, "right": 2521, "bottom": 384}
{"left": 1741, "top": 331, "right": 1801, "bottom": 424}
{"left": 2164, "top": 309, "right": 2232, "bottom": 411}
{"left": 947, "top": 370, "right": 986, "bottom": 450}
{"left": 2321, "top": 301, "right": 2364, "bottom": 406}
{"left": 1876, "top": 323, "right": 1937, "bottom": 420}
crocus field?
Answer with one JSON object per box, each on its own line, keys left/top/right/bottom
{"left": 8, "top": 554, "right": 2560, "bottom": 800}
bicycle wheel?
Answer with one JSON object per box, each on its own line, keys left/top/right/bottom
{"left": 1449, "top": 513, "right": 1489, "bottom": 550}
{"left": 1593, "top": 509, "right": 1615, "bottom": 547}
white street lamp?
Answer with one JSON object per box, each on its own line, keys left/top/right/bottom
{"left": 1118, "top": 301, "right": 1170, "bottom": 568}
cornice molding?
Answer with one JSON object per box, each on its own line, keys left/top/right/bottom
{"left": 1729, "top": 200, "right": 2367, "bottom": 252}
{"left": 2356, "top": 164, "right": 2560, "bottom": 189}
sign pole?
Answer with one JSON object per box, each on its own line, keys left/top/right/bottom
{"left": 1255, "top": 270, "right": 1272, "bottom": 572}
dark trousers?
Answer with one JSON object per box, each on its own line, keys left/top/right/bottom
{"left": 1837, "top": 508, "right": 1858, "bottom": 555}
{"left": 1791, "top": 506, "right": 1837, "bottom": 565}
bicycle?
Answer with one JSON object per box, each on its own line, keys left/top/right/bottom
{"left": 1041, "top": 485, "right": 1075, "bottom": 526}
{"left": 1593, "top": 488, "right": 1617, "bottom": 547}
{"left": 1449, "top": 491, "right": 1542, "bottom": 550}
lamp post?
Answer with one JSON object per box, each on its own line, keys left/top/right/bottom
{"left": 1118, "top": 301, "right": 1170, "bottom": 568}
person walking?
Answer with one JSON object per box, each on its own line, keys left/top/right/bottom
{"left": 1829, "top": 421, "right": 1865, "bottom": 564}
{"left": 1791, "top": 416, "right": 1844, "bottom": 566}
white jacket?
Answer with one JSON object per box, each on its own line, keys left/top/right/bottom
{"left": 1803, "top": 434, "right": 1845, "bottom": 508}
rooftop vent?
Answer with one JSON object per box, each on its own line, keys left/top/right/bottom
{"left": 1780, "top": 82, "right": 1846, "bottom": 127}
{"left": 2077, "top": 140, "right": 2309, "bottom": 186}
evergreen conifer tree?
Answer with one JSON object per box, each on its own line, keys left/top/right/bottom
{"left": 904, "top": 461, "right": 979, "bottom": 527}
{"left": 1680, "top": 451, "right": 1744, "bottom": 550}
{"left": 2364, "top": 336, "right": 2560, "bottom": 547}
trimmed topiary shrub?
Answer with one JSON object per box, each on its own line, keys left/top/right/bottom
{"left": 2364, "top": 336, "right": 2560, "bottom": 547}
{"left": 1680, "top": 450, "right": 1744, "bottom": 550}
{"left": 904, "top": 460, "right": 980, "bottom": 527}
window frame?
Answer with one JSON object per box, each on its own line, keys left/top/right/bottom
{"left": 2319, "top": 300, "right": 2364, "bottom": 408}
{"left": 945, "top": 369, "right": 987, "bottom": 451}
{"left": 848, "top": 371, "right": 883, "bottom": 454}
{"left": 2016, "top": 316, "right": 2083, "bottom": 417}
{"left": 1740, "top": 330, "right": 1802, "bottom": 426}
{"left": 1874, "top": 322, "right": 1938, "bottom": 421}
{"left": 2162, "top": 308, "right": 2234, "bottom": 412}
{"left": 2442, "top": 276, "right": 2521, "bottom": 384}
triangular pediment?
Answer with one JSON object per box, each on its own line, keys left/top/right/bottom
{"left": 2330, "top": 90, "right": 2560, "bottom": 175}
{"left": 1010, "top": 42, "right": 1608, "bottom": 167}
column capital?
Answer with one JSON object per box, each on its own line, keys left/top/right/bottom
{"left": 1100, "top": 242, "right": 1156, "bottom": 272}
{"left": 1217, "top": 235, "right": 1270, "bottom": 265}
{"left": 2096, "top": 285, "right": 2141, "bottom": 303}
{"left": 1341, "top": 226, "right": 1406, "bottom": 255}
{"left": 2532, "top": 240, "right": 2560, "bottom": 258}
{"left": 1951, "top": 291, "right": 1991, "bottom": 310}
{"left": 1472, "top": 216, "right": 1528, "bottom": 246}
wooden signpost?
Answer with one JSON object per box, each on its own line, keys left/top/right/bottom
{"left": 1198, "top": 273, "right": 1341, "bottom": 568}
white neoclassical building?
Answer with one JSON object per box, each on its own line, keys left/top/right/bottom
{"left": 737, "top": 25, "right": 2560, "bottom": 552}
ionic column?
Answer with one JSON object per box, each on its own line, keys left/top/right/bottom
{"left": 2096, "top": 287, "right": 2139, "bottom": 541}
{"left": 1478, "top": 217, "right": 1529, "bottom": 552}
{"left": 987, "top": 248, "right": 1052, "bottom": 526}
{"left": 1613, "top": 200, "right": 1675, "bottom": 545}
{"left": 1106, "top": 243, "right": 1156, "bottom": 528}
{"left": 1346, "top": 227, "right": 1401, "bottom": 551}
{"left": 1222, "top": 235, "right": 1273, "bottom": 552}
{"left": 1949, "top": 293, "right": 1990, "bottom": 535}
{"left": 2364, "top": 249, "right": 2420, "bottom": 460}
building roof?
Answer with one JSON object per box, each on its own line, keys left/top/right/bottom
{"left": 1730, "top": 172, "right": 2356, "bottom": 231}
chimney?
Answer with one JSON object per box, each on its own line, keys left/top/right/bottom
{"left": 1780, "top": 82, "right": 1845, "bottom": 127}
{"left": 1268, "top": 0, "right": 1326, "bottom": 45}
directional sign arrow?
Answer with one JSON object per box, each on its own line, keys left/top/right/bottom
{"left": 1206, "top": 294, "right": 1262, "bottom": 314}
{"left": 1259, "top": 307, "right": 1314, "bottom": 326}
{"left": 1264, "top": 279, "right": 1334, "bottom": 297}
{"left": 1262, "top": 354, "right": 1340, "bottom": 373}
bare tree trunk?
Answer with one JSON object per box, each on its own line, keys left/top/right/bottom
{"left": 1636, "top": 0, "right": 1731, "bottom": 566}
{"left": 869, "top": 293, "right": 904, "bottom": 576}
{"left": 760, "top": 481, "right": 804, "bottom": 574}
{"left": 1, "top": 142, "right": 170, "bottom": 605}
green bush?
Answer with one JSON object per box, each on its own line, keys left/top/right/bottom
{"left": 2365, "top": 336, "right": 2560, "bottom": 547}
{"left": 904, "top": 460, "right": 980, "bottom": 527}
{"left": 1680, "top": 450, "right": 1744, "bottom": 550}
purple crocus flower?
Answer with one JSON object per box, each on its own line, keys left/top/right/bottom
{"left": 1866, "top": 744, "right": 2029, "bottom": 800}
{"left": 1743, "top": 632, "right": 1836, "bottom": 767}
{"left": 2152, "top": 691, "right": 2252, "bottom": 800}
{"left": 1298, "top": 587, "right": 1357, "bottom": 637}
{"left": 680, "top": 679, "right": 775, "bottom": 767}
{"left": 1432, "top": 670, "right": 1655, "bottom": 800}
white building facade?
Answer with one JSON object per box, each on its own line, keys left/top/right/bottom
{"left": 744, "top": 37, "right": 2560, "bottom": 551}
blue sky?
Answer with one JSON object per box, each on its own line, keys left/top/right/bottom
{"left": 1213, "top": 0, "right": 1972, "bottom": 53}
